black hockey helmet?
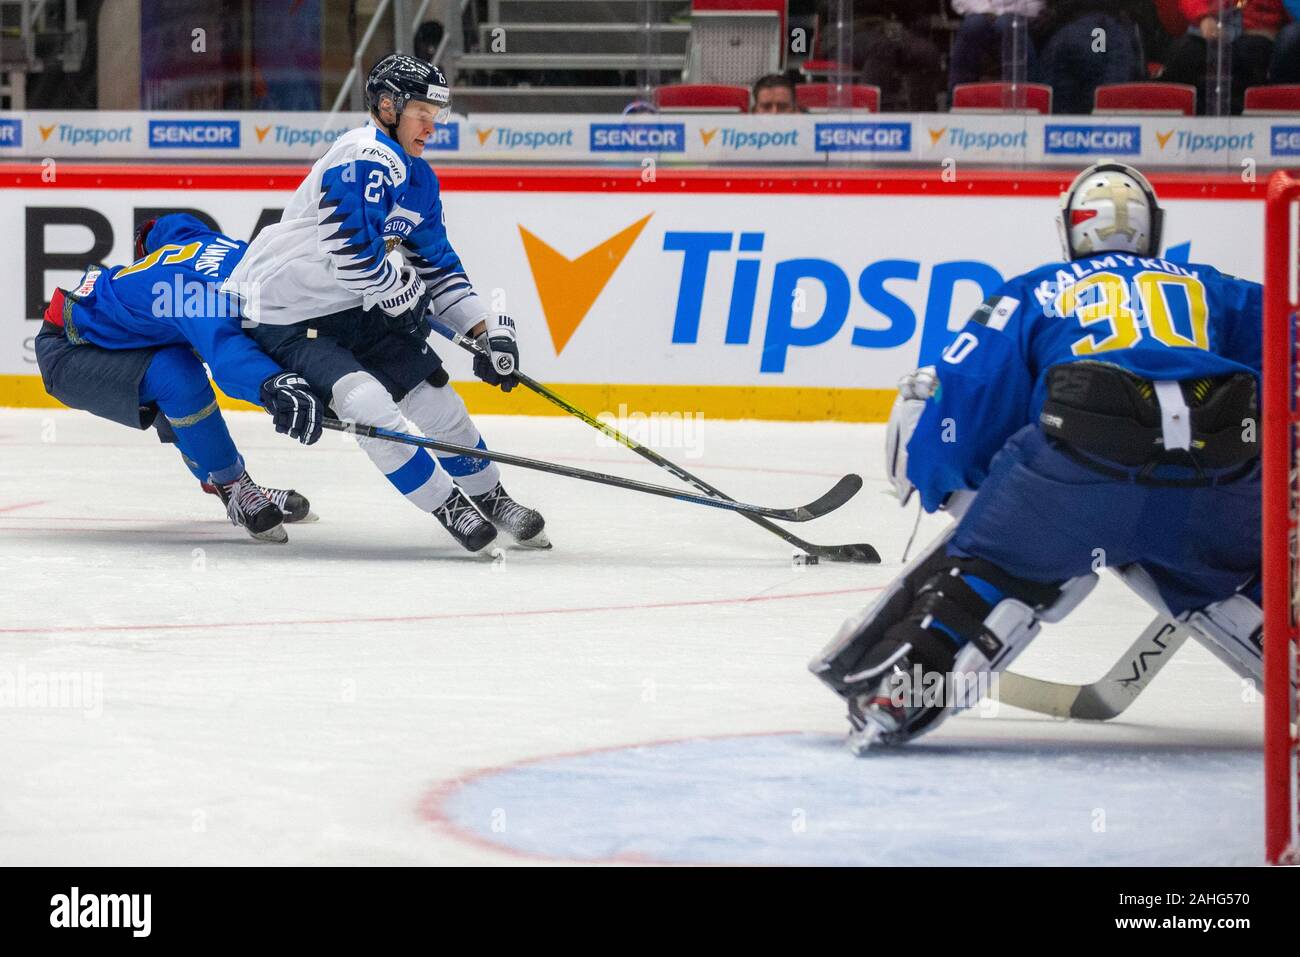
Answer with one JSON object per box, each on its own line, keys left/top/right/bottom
{"left": 365, "top": 53, "right": 451, "bottom": 134}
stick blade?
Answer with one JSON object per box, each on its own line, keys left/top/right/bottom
{"left": 796, "top": 474, "right": 864, "bottom": 520}
{"left": 810, "top": 542, "right": 881, "bottom": 564}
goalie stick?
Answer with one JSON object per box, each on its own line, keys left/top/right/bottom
{"left": 435, "top": 326, "right": 882, "bottom": 564}
{"left": 323, "top": 418, "right": 861, "bottom": 522}
{"left": 996, "top": 614, "right": 1189, "bottom": 720}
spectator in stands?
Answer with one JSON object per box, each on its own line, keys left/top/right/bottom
{"left": 949, "top": 1, "right": 1045, "bottom": 93}
{"left": 820, "top": 1, "right": 944, "bottom": 111}
{"left": 752, "top": 74, "right": 799, "bottom": 113}
{"left": 1160, "top": 0, "right": 1287, "bottom": 112}
{"left": 1031, "top": 1, "right": 1161, "bottom": 114}
{"left": 1271, "top": 0, "right": 1300, "bottom": 82}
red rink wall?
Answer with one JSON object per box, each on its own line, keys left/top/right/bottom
{"left": 0, "top": 165, "right": 1270, "bottom": 421}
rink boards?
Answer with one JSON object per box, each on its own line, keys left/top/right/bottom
{"left": 0, "top": 166, "right": 1267, "bottom": 421}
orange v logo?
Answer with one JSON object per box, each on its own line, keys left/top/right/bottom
{"left": 39, "top": 124, "right": 55, "bottom": 142}
{"left": 255, "top": 125, "right": 271, "bottom": 143}
{"left": 519, "top": 214, "right": 652, "bottom": 354}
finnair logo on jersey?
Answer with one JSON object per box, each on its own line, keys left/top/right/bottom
{"left": 0, "top": 118, "right": 21, "bottom": 146}
{"left": 50, "top": 887, "right": 151, "bottom": 937}
{"left": 590, "top": 123, "right": 686, "bottom": 152}
{"left": 1272, "top": 126, "right": 1300, "bottom": 156}
{"left": 815, "top": 122, "right": 911, "bottom": 152}
{"left": 149, "top": 120, "right": 240, "bottom": 149}
{"left": 1044, "top": 124, "right": 1140, "bottom": 155}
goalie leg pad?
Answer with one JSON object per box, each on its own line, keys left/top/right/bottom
{"left": 1179, "top": 594, "right": 1264, "bottom": 683}
{"left": 811, "top": 538, "right": 1097, "bottom": 747}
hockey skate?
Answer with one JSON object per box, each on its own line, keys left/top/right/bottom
{"left": 471, "top": 482, "right": 550, "bottom": 549}
{"left": 433, "top": 486, "right": 498, "bottom": 553}
{"left": 202, "top": 480, "right": 316, "bottom": 523}
{"left": 842, "top": 648, "right": 928, "bottom": 754}
{"left": 210, "top": 471, "right": 288, "bottom": 544}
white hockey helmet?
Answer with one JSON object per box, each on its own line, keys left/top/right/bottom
{"left": 1056, "top": 161, "right": 1164, "bottom": 260}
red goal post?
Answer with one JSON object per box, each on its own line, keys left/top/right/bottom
{"left": 1263, "top": 170, "right": 1300, "bottom": 866}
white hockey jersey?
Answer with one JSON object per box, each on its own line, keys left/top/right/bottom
{"left": 226, "top": 122, "right": 489, "bottom": 333}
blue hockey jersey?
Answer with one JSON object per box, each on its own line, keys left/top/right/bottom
{"left": 907, "top": 253, "right": 1263, "bottom": 512}
{"left": 52, "top": 214, "right": 281, "bottom": 405}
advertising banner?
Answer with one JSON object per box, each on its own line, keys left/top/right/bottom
{"left": 0, "top": 167, "right": 1265, "bottom": 421}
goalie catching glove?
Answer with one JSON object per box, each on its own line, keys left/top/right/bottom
{"left": 884, "top": 366, "right": 938, "bottom": 505}
{"left": 259, "top": 372, "right": 323, "bottom": 445}
{"left": 473, "top": 314, "right": 519, "bottom": 392}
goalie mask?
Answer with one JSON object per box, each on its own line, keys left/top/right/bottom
{"left": 1056, "top": 161, "right": 1164, "bottom": 261}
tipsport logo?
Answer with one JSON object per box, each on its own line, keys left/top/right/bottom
{"left": 698, "top": 127, "right": 799, "bottom": 150}
{"left": 474, "top": 126, "right": 575, "bottom": 150}
{"left": 662, "top": 231, "right": 1003, "bottom": 373}
{"left": 252, "top": 123, "right": 356, "bottom": 149}
{"left": 1154, "top": 130, "right": 1255, "bottom": 154}
{"left": 925, "top": 126, "right": 1028, "bottom": 151}
{"left": 516, "top": 219, "right": 1009, "bottom": 373}
{"left": 518, "top": 215, "right": 653, "bottom": 354}
{"left": 38, "top": 123, "right": 133, "bottom": 146}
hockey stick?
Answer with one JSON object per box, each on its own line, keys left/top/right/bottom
{"left": 996, "top": 615, "right": 1189, "bottom": 720}
{"left": 323, "top": 417, "right": 861, "bottom": 522}
{"left": 435, "top": 327, "right": 882, "bottom": 564}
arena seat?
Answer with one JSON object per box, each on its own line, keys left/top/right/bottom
{"left": 951, "top": 82, "right": 1052, "bottom": 114}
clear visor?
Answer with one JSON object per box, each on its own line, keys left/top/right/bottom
{"left": 404, "top": 99, "right": 451, "bottom": 126}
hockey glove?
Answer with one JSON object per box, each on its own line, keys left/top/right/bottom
{"left": 133, "top": 217, "right": 158, "bottom": 261}
{"left": 260, "top": 372, "right": 324, "bottom": 445}
{"left": 473, "top": 315, "right": 519, "bottom": 393}
{"left": 377, "top": 266, "right": 435, "bottom": 343}
{"left": 885, "top": 366, "right": 937, "bottom": 505}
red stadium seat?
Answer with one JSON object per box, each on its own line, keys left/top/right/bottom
{"left": 796, "top": 83, "right": 880, "bottom": 112}
{"left": 654, "top": 83, "right": 751, "bottom": 113}
{"left": 1093, "top": 82, "right": 1196, "bottom": 115}
{"left": 951, "top": 82, "right": 1052, "bottom": 114}
{"left": 1243, "top": 85, "right": 1300, "bottom": 114}
{"left": 799, "top": 59, "right": 858, "bottom": 81}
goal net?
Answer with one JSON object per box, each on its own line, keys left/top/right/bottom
{"left": 1264, "top": 170, "right": 1300, "bottom": 866}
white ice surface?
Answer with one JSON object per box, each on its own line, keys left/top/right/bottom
{"left": 0, "top": 408, "right": 1264, "bottom": 865}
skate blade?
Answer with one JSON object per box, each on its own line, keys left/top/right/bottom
{"left": 846, "top": 715, "right": 898, "bottom": 755}
{"left": 250, "top": 524, "right": 289, "bottom": 544}
{"left": 286, "top": 510, "right": 320, "bottom": 524}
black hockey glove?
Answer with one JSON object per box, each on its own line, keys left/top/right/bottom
{"left": 473, "top": 315, "right": 519, "bottom": 393}
{"left": 260, "top": 372, "right": 323, "bottom": 445}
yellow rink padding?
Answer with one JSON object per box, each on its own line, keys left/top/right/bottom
{"left": 0, "top": 374, "right": 895, "bottom": 423}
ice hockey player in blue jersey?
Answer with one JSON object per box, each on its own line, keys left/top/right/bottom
{"left": 35, "top": 213, "right": 325, "bottom": 543}
{"left": 810, "top": 161, "right": 1266, "bottom": 752}
{"left": 228, "top": 53, "right": 548, "bottom": 554}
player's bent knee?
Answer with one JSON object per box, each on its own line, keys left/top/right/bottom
{"left": 331, "top": 371, "right": 403, "bottom": 429}
{"left": 144, "top": 346, "right": 216, "bottom": 412}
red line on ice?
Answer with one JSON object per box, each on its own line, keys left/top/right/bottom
{"left": 0, "top": 585, "right": 880, "bottom": 635}
{"left": 0, "top": 500, "right": 48, "bottom": 514}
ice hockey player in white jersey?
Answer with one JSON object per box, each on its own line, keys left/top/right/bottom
{"left": 228, "top": 53, "right": 548, "bottom": 553}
